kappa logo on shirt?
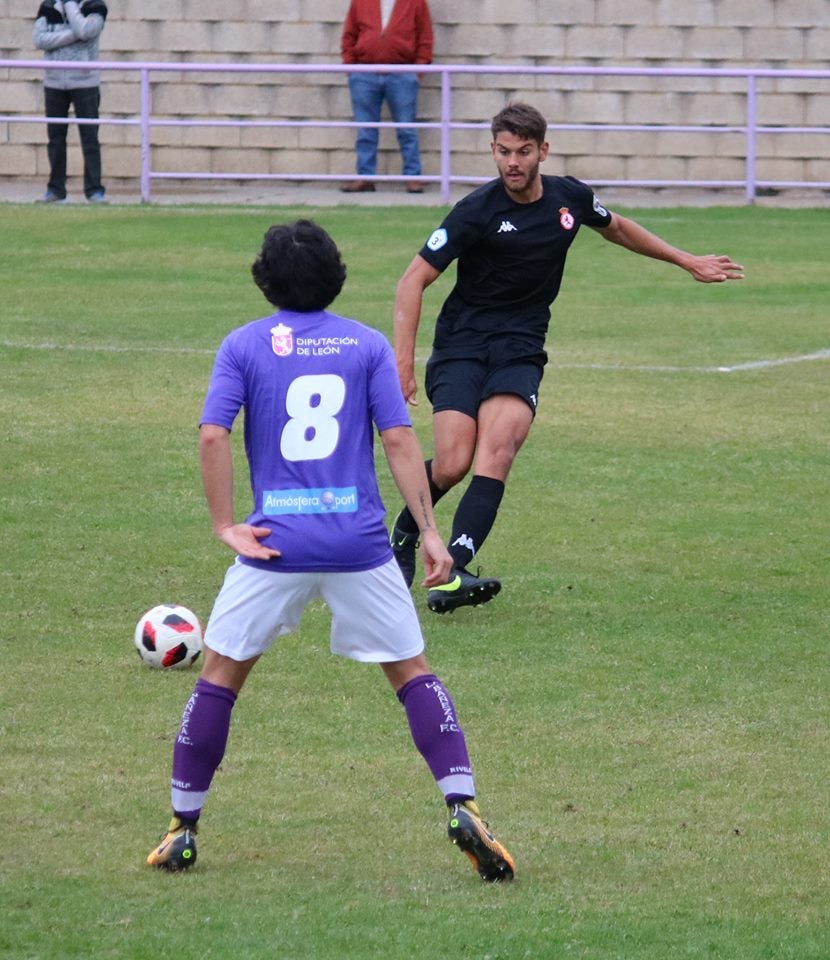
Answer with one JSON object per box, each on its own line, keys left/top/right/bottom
{"left": 497, "top": 220, "right": 518, "bottom": 233}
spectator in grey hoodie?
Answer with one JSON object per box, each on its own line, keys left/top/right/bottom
{"left": 33, "top": 0, "right": 108, "bottom": 203}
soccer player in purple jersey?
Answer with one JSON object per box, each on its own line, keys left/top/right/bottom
{"left": 389, "top": 101, "right": 744, "bottom": 612}
{"left": 146, "top": 220, "right": 514, "bottom": 882}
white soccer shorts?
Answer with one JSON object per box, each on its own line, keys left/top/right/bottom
{"left": 203, "top": 557, "right": 426, "bottom": 663}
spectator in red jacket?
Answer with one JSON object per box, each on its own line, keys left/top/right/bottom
{"left": 340, "top": 0, "right": 433, "bottom": 194}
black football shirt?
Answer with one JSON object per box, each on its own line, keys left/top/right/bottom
{"left": 419, "top": 175, "right": 612, "bottom": 364}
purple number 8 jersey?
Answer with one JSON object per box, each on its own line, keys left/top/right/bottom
{"left": 200, "top": 309, "right": 412, "bottom": 572}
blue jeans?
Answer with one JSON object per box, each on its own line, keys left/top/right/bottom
{"left": 347, "top": 71, "right": 421, "bottom": 177}
{"left": 44, "top": 86, "right": 104, "bottom": 199}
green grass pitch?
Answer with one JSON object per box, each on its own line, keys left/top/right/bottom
{"left": 1, "top": 201, "right": 828, "bottom": 959}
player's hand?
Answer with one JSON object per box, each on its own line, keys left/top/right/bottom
{"left": 396, "top": 362, "right": 419, "bottom": 406}
{"left": 216, "top": 523, "right": 281, "bottom": 560}
{"left": 419, "top": 528, "right": 453, "bottom": 587}
{"left": 687, "top": 254, "right": 744, "bottom": 283}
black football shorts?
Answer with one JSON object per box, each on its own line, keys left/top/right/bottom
{"left": 425, "top": 356, "right": 545, "bottom": 419}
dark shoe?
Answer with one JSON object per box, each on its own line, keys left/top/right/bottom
{"left": 390, "top": 516, "right": 419, "bottom": 588}
{"left": 37, "top": 190, "right": 67, "bottom": 204}
{"left": 405, "top": 181, "right": 424, "bottom": 193}
{"left": 146, "top": 816, "right": 198, "bottom": 871}
{"left": 427, "top": 567, "right": 501, "bottom": 614}
{"left": 448, "top": 800, "right": 515, "bottom": 882}
{"left": 340, "top": 180, "right": 376, "bottom": 193}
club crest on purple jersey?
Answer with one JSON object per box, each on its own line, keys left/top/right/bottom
{"left": 271, "top": 322, "right": 294, "bottom": 357}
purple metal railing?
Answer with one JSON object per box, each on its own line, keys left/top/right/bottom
{"left": 2, "top": 59, "right": 828, "bottom": 204}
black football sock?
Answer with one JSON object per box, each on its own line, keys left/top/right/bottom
{"left": 394, "top": 460, "right": 448, "bottom": 536}
{"left": 172, "top": 814, "right": 199, "bottom": 829}
{"left": 448, "top": 475, "right": 505, "bottom": 570}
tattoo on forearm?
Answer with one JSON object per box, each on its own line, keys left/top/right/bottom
{"left": 417, "top": 491, "right": 433, "bottom": 531}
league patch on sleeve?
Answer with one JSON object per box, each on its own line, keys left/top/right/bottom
{"left": 593, "top": 195, "right": 609, "bottom": 218}
{"left": 426, "top": 228, "right": 448, "bottom": 251}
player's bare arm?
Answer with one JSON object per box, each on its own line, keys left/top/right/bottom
{"left": 380, "top": 425, "right": 453, "bottom": 586}
{"left": 595, "top": 212, "right": 744, "bottom": 283}
{"left": 394, "top": 254, "right": 442, "bottom": 405}
{"left": 199, "top": 423, "right": 281, "bottom": 560}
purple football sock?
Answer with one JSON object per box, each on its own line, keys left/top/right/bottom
{"left": 397, "top": 673, "right": 476, "bottom": 802}
{"left": 170, "top": 677, "right": 237, "bottom": 821}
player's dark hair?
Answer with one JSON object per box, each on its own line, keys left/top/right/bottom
{"left": 252, "top": 219, "right": 347, "bottom": 311}
{"left": 491, "top": 102, "right": 548, "bottom": 145}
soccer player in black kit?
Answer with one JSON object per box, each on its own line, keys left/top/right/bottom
{"left": 390, "top": 101, "right": 744, "bottom": 613}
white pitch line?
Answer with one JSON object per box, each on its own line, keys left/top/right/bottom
{"left": 2, "top": 340, "right": 829, "bottom": 373}
{"left": 711, "top": 349, "right": 830, "bottom": 372}
{"left": 0, "top": 339, "right": 216, "bottom": 356}
{"left": 551, "top": 348, "right": 830, "bottom": 374}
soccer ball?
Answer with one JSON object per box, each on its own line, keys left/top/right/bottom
{"left": 134, "top": 604, "right": 203, "bottom": 669}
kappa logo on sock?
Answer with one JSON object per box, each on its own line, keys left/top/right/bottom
{"left": 452, "top": 534, "right": 475, "bottom": 556}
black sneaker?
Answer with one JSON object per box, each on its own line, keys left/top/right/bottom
{"left": 448, "top": 800, "right": 515, "bottom": 882}
{"left": 146, "top": 817, "right": 197, "bottom": 871}
{"left": 427, "top": 567, "right": 501, "bottom": 614}
{"left": 390, "top": 518, "right": 419, "bottom": 588}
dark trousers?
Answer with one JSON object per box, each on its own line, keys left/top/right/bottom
{"left": 44, "top": 86, "right": 104, "bottom": 199}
